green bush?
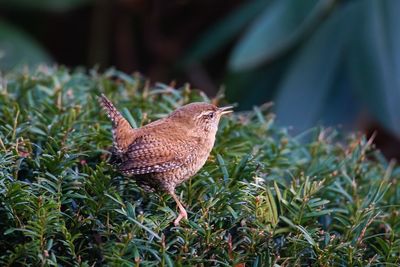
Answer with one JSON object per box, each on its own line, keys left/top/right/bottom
{"left": 0, "top": 67, "right": 399, "bottom": 266}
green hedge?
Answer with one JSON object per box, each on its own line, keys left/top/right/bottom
{"left": 0, "top": 67, "right": 399, "bottom": 266}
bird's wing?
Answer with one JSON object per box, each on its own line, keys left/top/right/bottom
{"left": 118, "top": 134, "right": 198, "bottom": 175}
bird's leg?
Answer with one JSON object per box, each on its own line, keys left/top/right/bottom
{"left": 170, "top": 191, "right": 188, "bottom": 226}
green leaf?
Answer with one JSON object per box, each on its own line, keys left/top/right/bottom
{"left": 274, "top": 2, "right": 358, "bottom": 131}
{"left": 303, "top": 209, "right": 334, "bottom": 218}
{"left": 122, "top": 107, "right": 138, "bottom": 129}
{"left": 280, "top": 216, "right": 316, "bottom": 247}
{"left": 126, "top": 216, "right": 161, "bottom": 241}
{"left": 229, "top": 0, "right": 334, "bottom": 71}
{"left": 347, "top": 0, "right": 400, "bottom": 135}
{"left": 266, "top": 188, "right": 278, "bottom": 226}
{"left": 296, "top": 225, "right": 316, "bottom": 247}
{"left": 182, "top": 0, "right": 270, "bottom": 65}
{"left": 0, "top": 20, "right": 51, "bottom": 70}
{"left": 163, "top": 253, "right": 174, "bottom": 267}
{"left": 216, "top": 153, "right": 229, "bottom": 183}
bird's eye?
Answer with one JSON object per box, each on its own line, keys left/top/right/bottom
{"left": 201, "top": 112, "right": 214, "bottom": 120}
{"left": 206, "top": 112, "right": 215, "bottom": 119}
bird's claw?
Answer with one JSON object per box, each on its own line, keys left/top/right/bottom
{"left": 173, "top": 209, "right": 188, "bottom": 226}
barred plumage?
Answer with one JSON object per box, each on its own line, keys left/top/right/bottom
{"left": 99, "top": 94, "right": 233, "bottom": 225}
{"left": 99, "top": 94, "right": 136, "bottom": 152}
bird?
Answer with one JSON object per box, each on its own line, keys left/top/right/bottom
{"left": 99, "top": 94, "right": 233, "bottom": 225}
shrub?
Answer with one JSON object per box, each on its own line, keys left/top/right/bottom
{"left": 0, "top": 67, "right": 399, "bottom": 266}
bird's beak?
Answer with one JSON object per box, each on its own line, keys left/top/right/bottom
{"left": 218, "top": 106, "right": 234, "bottom": 115}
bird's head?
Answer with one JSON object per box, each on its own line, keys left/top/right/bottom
{"left": 168, "top": 102, "right": 233, "bottom": 135}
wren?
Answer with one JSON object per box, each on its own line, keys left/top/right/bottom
{"left": 99, "top": 94, "right": 233, "bottom": 225}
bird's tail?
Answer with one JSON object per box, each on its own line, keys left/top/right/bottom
{"left": 99, "top": 94, "right": 124, "bottom": 125}
{"left": 99, "top": 94, "right": 136, "bottom": 152}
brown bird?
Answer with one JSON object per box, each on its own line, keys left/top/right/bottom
{"left": 99, "top": 94, "right": 233, "bottom": 225}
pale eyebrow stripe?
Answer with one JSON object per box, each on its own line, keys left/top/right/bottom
{"left": 196, "top": 110, "right": 214, "bottom": 119}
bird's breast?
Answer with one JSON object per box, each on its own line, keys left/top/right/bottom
{"left": 177, "top": 135, "right": 215, "bottom": 179}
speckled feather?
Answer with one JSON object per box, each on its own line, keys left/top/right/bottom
{"left": 99, "top": 94, "right": 228, "bottom": 196}
{"left": 99, "top": 94, "right": 136, "bottom": 153}
{"left": 120, "top": 134, "right": 198, "bottom": 172}
{"left": 118, "top": 129, "right": 204, "bottom": 192}
{"left": 99, "top": 94, "right": 232, "bottom": 224}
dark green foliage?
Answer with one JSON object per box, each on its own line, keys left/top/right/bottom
{"left": 0, "top": 67, "right": 399, "bottom": 266}
{"left": 186, "top": 0, "right": 400, "bottom": 135}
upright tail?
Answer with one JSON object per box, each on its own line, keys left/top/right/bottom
{"left": 99, "top": 94, "right": 136, "bottom": 152}
{"left": 99, "top": 94, "right": 124, "bottom": 125}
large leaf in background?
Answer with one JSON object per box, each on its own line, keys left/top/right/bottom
{"left": 229, "top": 0, "right": 335, "bottom": 72}
{"left": 348, "top": 0, "right": 400, "bottom": 135}
{"left": 225, "top": 59, "right": 289, "bottom": 109}
{"left": 273, "top": 2, "right": 359, "bottom": 132}
{"left": 0, "top": 20, "right": 51, "bottom": 70}
{"left": 321, "top": 66, "right": 360, "bottom": 128}
{"left": 0, "top": 0, "right": 92, "bottom": 12}
{"left": 182, "top": 0, "right": 270, "bottom": 66}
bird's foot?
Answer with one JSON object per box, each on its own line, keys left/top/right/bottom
{"left": 173, "top": 209, "right": 188, "bottom": 226}
{"left": 170, "top": 191, "right": 188, "bottom": 226}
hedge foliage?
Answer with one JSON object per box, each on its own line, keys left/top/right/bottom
{"left": 0, "top": 67, "right": 399, "bottom": 266}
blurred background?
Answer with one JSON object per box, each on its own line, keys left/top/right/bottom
{"left": 1, "top": 0, "right": 400, "bottom": 158}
